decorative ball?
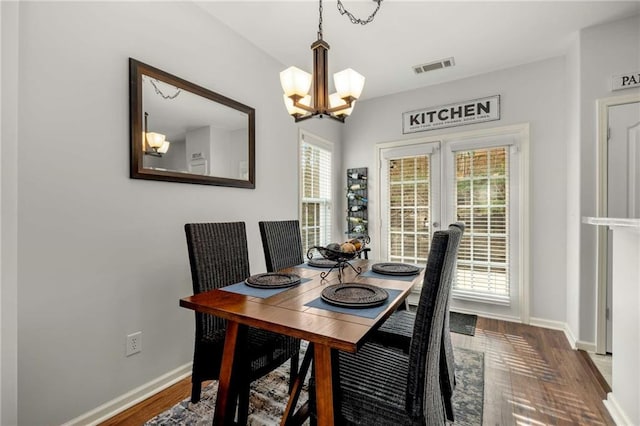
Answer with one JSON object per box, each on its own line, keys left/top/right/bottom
{"left": 341, "top": 242, "right": 357, "bottom": 253}
{"left": 349, "top": 239, "right": 362, "bottom": 251}
{"left": 327, "top": 243, "right": 341, "bottom": 252}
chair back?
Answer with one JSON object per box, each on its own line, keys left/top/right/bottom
{"left": 184, "top": 222, "right": 250, "bottom": 294}
{"left": 405, "top": 225, "right": 463, "bottom": 422}
{"left": 259, "top": 220, "right": 305, "bottom": 272}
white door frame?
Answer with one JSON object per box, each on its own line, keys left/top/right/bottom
{"left": 595, "top": 93, "right": 640, "bottom": 354}
{"left": 375, "top": 123, "right": 530, "bottom": 323}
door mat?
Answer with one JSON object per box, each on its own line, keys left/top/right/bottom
{"left": 451, "top": 312, "right": 478, "bottom": 336}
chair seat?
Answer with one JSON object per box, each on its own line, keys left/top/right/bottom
{"left": 337, "top": 343, "right": 418, "bottom": 426}
{"left": 246, "top": 327, "right": 299, "bottom": 379}
{"left": 375, "top": 309, "right": 414, "bottom": 351}
{"left": 374, "top": 306, "right": 457, "bottom": 421}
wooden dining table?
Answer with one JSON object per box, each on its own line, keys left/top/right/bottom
{"left": 179, "top": 258, "right": 423, "bottom": 426}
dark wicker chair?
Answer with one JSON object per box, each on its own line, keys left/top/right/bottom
{"left": 184, "top": 222, "right": 301, "bottom": 422}
{"left": 334, "top": 225, "right": 463, "bottom": 425}
{"left": 258, "top": 220, "right": 304, "bottom": 388}
{"left": 258, "top": 220, "right": 305, "bottom": 272}
{"left": 372, "top": 222, "right": 465, "bottom": 421}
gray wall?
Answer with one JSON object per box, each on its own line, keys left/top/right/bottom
{"left": 1, "top": 2, "right": 340, "bottom": 424}
{"left": 2, "top": 2, "right": 638, "bottom": 425}
{"left": 575, "top": 14, "right": 640, "bottom": 344}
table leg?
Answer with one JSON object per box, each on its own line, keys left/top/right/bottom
{"left": 313, "top": 344, "right": 336, "bottom": 426}
{"left": 213, "top": 321, "right": 245, "bottom": 426}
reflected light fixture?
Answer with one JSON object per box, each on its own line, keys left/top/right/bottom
{"left": 280, "top": 0, "right": 380, "bottom": 123}
{"left": 144, "top": 112, "right": 170, "bottom": 157}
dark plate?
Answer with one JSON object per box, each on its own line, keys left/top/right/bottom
{"left": 371, "top": 262, "right": 421, "bottom": 276}
{"left": 307, "top": 258, "right": 339, "bottom": 268}
{"left": 245, "top": 272, "right": 301, "bottom": 289}
{"left": 321, "top": 283, "right": 389, "bottom": 308}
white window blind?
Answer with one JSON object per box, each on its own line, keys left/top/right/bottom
{"left": 300, "top": 137, "right": 332, "bottom": 253}
{"left": 452, "top": 146, "right": 510, "bottom": 300}
{"left": 388, "top": 155, "right": 432, "bottom": 265}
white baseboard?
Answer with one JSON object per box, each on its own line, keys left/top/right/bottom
{"left": 61, "top": 362, "right": 192, "bottom": 426}
{"left": 451, "top": 307, "right": 521, "bottom": 324}
{"left": 528, "top": 317, "right": 591, "bottom": 351}
{"left": 604, "top": 392, "right": 634, "bottom": 425}
{"left": 575, "top": 340, "right": 597, "bottom": 352}
{"left": 528, "top": 316, "right": 567, "bottom": 331}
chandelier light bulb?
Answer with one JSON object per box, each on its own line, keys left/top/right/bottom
{"left": 280, "top": 67, "right": 312, "bottom": 97}
{"left": 329, "top": 93, "right": 355, "bottom": 116}
{"left": 158, "top": 140, "right": 170, "bottom": 154}
{"left": 146, "top": 132, "right": 166, "bottom": 149}
{"left": 334, "top": 68, "right": 365, "bottom": 100}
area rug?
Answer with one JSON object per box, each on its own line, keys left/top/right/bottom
{"left": 451, "top": 311, "right": 478, "bottom": 336}
{"left": 145, "top": 344, "right": 484, "bottom": 426}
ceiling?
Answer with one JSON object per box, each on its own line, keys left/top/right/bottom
{"left": 196, "top": 0, "right": 640, "bottom": 101}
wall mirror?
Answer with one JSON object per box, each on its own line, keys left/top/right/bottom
{"left": 129, "top": 58, "right": 255, "bottom": 188}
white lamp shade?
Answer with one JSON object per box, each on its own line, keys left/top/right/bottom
{"left": 158, "top": 141, "right": 170, "bottom": 154}
{"left": 280, "top": 66, "right": 312, "bottom": 97}
{"left": 283, "top": 94, "right": 311, "bottom": 116}
{"left": 146, "top": 132, "right": 166, "bottom": 149}
{"left": 334, "top": 68, "right": 365, "bottom": 100}
{"left": 329, "top": 93, "right": 355, "bottom": 116}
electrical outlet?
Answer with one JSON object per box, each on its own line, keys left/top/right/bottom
{"left": 126, "top": 331, "right": 142, "bottom": 357}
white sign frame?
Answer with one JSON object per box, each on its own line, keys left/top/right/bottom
{"left": 402, "top": 95, "right": 500, "bottom": 134}
{"left": 612, "top": 71, "right": 640, "bottom": 91}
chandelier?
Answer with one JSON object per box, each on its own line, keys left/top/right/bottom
{"left": 280, "top": 0, "right": 382, "bottom": 123}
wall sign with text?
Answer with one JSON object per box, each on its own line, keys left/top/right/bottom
{"left": 612, "top": 71, "right": 640, "bottom": 91}
{"left": 402, "top": 95, "right": 500, "bottom": 134}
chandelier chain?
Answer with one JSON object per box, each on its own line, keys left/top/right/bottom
{"left": 149, "top": 77, "right": 181, "bottom": 100}
{"left": 318, "top": 0, "right": 324, "bottom": 39}
{"left": 336, "top": 0, "right": 382, "bottom": 25}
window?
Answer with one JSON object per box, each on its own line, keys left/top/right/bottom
{"left": 453, "top": 147, "right": 510, "bottom": 300}
{"left": 300, "top": 134, "right": 332, "bottom": 253}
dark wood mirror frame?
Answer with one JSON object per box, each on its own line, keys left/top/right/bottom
{"left": 129, "top": 58, "right": 255, "bottom": 188}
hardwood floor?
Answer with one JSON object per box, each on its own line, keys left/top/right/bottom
{"left": 100, "top": 317, "right": 614, "bottom": 425}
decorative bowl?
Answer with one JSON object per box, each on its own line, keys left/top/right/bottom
{"left": 306, "top": 236, "right": 370, "bottom": 262}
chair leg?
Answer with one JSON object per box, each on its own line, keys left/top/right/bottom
{"left": 289, "top": 352, "right": 300, "bottom": 393}
{"left": 190, "top": 380, "right": 202, "bottom": 404}
{"left": 444, "top": 395, "right": 455, "bottom": 422}
{"left": 237, "top": 378, "right": 250, "bottom": 425}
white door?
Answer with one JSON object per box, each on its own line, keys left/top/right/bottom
{"left": 380, "top": 142, "right": 441, "bottom": 302}
{"left": 606, "top": 101, "right": 640, "bottom": 353}
{"left": 444, "top": 136, "right": 523, "bottom": 321}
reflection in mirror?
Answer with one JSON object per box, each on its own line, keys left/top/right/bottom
{"left": 130, "top": 58, "right": 255, "bottom": 188}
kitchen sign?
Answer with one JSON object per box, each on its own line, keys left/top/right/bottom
{"left": 612, "top": 71, "right": 640, "bottom": 91}
{"left": 403, "top": 95, "right": 500, "bottom": 134}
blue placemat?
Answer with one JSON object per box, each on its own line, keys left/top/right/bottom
{"left": 305, "top": 288, "right": 402, "bottom": 319}
{"left": 221, "top": 277, "right": 312, "bottom": 298}
{"left": 361, "top": 269, "right": 423, "bottom": 282}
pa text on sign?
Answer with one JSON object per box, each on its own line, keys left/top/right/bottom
{"left": 612, "top": 72, "right": 640, "bottom": 91}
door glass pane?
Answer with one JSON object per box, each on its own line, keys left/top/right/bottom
{"left": 454, "top": 147, "right": 510, "bottom": 297}
{"left": 386, "top": 154, "right": 430, "bottom": 265}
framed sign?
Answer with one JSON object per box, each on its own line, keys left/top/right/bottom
{"left": 403, "top": 95, "right": 500, "bottom": 134}
{"left": 612, "top": 71, "right": 640, "bottom": 91}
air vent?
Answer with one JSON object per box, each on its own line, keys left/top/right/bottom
{"left": 413, "top": 57, "right": 455, "bottom": 74}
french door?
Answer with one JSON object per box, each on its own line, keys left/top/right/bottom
{"left": 380, "top": 142, "right": 441, "bottom": 301}
{"left": 379, "top": 127, "right": 527, "bottom": 321}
